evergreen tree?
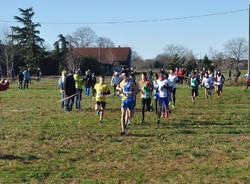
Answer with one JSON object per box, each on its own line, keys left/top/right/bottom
{"left": 202, "top": 55, "right": 212, "bottom": 70}
{"left": 53, "top": 34, "right": 69, "bottom": 71}
{"left": 168, "top": 54, "right": 182, "bottom": 70}
{"left": 11, "top": 7, "right": 44, "bottom": 69}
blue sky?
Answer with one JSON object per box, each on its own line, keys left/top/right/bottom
{"left": 0, "top": 0, "right": 249, "bottom": 59}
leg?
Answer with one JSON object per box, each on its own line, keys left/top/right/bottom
{"left": 61, "top": 92, "right": 65, "bottom": 109}
{"left": 155, "top": 98, "right": 158, "bottom": 115}
{"left": 141, "top": 99, "right": 145, "bottom": 122}
{"left": 121, "top": 108, "right": 126, "bottom": 134}
{"left": 172, "top": 89, "right": 176, "bottom": 106}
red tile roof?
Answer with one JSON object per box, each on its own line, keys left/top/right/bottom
{"left": 73, "top": 47, "right": 131, "bottom": 65}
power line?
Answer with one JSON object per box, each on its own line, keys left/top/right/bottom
{"left": 0, "top": 8, "right": 247, "bottom": 25}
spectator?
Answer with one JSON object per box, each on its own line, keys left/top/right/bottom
{"left": 10, "top": 68, "right": 15, "bottom": 83}
{"left": 235, "top": 69, "right": 241, "bottom": 82}
{"left": 58, "top": 70, "right": 67, "bottom": 110}
{"left": 18, "top": 71, "right": 24, "bottom": 89}
{"left": 23, "top": 68, "right": 31, "bottom": 89}
{"left": 73, "top": 70, "right": 83, "bottom": 110}
{"left": 91, "top": 73, "right": 97, "bottom": 97}
{"left": 63, "top": 70, "right": 76, "bottom": 112}
{"left": 37, "top": 67, "right": 41, "bottom": 82}
{"left": 83, "top": 70, "right": 92, "bottom": 96}
{"left": 111, "top": 72, "right": 120, "bottom": 95}
{"left": 227, "top": 69, "right": 232, "bottom": 82}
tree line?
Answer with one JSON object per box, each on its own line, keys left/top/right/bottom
{"left": 0, "top": 7, "right": 248, "bottom": 77}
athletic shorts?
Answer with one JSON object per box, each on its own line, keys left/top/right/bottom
{"left": 154, "top": 92, "right": 159, "bottom": 100}
{"left": 96, "top": 101, "right": 106, "bottom": 109}
{"left": 121, "top": 97, "right": 135, "bottom": 110}
{"left": 191, "top": 89, "right": 199, "bottom": 96}
{"left": 141, "top": 98, "right": 151, "bottom": 111}
{"left": 158, "top": 97, "right": 169, "bottom": 106}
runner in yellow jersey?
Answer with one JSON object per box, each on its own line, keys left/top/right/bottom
{"left": 92, "top": 75, "right": 110, "bottom": 124}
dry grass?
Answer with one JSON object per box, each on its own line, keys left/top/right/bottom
{"left": 0, "top": 77, "right": 249, "bottom": 184}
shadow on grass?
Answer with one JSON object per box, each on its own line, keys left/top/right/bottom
{"left": 127, "top": 133, "right": 155, "bottom": 137}
{"left": 0, "top": 154, "right": 40, "bottom": 162}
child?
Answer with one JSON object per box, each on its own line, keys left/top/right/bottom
{"left": 190, "top": 71, "right": 200, "bottom": 104}
{"left": 244, "top": 73, "right": 250, "bottom": 92}
{"left": 93, "top": 75, "right": 110, "bottom": 124}
{"left": 202, "top": 72, "right": 213, "bottom": 99}
{"left": 153, "top": 73, "right": 159, "bottom": 115}
{"left": 116, "top": 70, "right": 138, "bottom": 135}
{"left": 157, "top": 71, "right": 173, "bottom": 124}
{"left": 139, "top": 72, "right": 151, "bottom": 123}
{"left": 215, "top": 70, "right": 225, "bottom": 97}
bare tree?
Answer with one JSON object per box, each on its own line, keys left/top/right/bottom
{"left": 0, "top": 26, "right": 12, "bottom": 77}
{"left": 96, "top": 37, "right": 115, "bottom": 47}
{"left": 164, "top": 44, "right": 190, "bottom": 58}
{"left": 72, "top": 27, "right": 97, "bottom": 47}
{"left": 208, "top": 47, "right": 225, "bottom": 60}
{"left": 65, "top": 48, "right": 81, "bottom": 71}
{"left": 131, "top": 50, "right": 144, "bottom": 69}
{"left": 224, "top": 38, "right": 248, "bottom": 70}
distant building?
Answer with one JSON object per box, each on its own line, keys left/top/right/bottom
{"left": 73, "top": 46, "right": 132, "bottom": 75}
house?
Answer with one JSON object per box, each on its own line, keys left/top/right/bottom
{"left": 73, "top": 46, "right": 132, "bottom": 75}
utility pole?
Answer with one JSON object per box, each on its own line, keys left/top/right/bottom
{"left": 248, "top": 4, "right": 250, "bottom": 74}
{"left": 11, "top": 29, "right": 14, "bottom": 69}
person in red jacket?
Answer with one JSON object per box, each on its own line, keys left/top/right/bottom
{"left": 0, "top": 79, "right": 9, "bottom": 91}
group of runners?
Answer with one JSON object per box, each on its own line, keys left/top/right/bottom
{"left": 58, "top": 67, "right": 250, "bottom": 135}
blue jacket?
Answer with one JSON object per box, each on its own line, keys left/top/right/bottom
{"left": 23, "top": 70, "right": 30, "bottom": 79}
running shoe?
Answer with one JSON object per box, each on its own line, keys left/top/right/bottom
{"left": 171, "top": 104, "right": 175, "bottom": 108}
{"left": 128, "top": 121, "right": 132, "bottom": 126}
{"left": 120, "top": 132, "right": 125, "bottom": 136}
{"left": 157, "top": 119, "right": 160, "bottom": 124}
{"left": 99, "top": 120, "right": 103, "bottom": 124}
{"left": 164, "top": 112, "right": 169, "bottom": 118}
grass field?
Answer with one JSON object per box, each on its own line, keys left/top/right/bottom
{"left": 0, "top": 77, "right": 249, "bottom": 184}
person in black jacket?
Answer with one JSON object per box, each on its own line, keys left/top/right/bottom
{"left": 91, "top": 73, "right": 97, "bottom": 97}
{"left": 18, "top": 71, "right": 24, "bottom": 89}
{"left": 63, "top": 70, "right": 76, "bottom": 111}
{"left": 83, "top": 70, "right": 92, "bottom": 96}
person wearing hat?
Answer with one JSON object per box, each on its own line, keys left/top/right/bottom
{"left": 63, "top": 70, "right": 76, "bottom": 111}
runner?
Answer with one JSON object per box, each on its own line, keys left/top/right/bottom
{"left": 139, "top": 72, "right": 152, "bottom": 123}
{"left": 244, "top": 72, "right": 250, "bottom": 92}
{"left": 190, "top": 71, "right": 200, "bottom": 104}
{"left": 92, "top": 75, "right": 110, "bottom": 124}
{"left": 202, "top": 72, "right": 213, "bottom": 99}
{"left": 157, "top": 71, "right": 173, "bottom": 124}
{"left": 116, "top": 70, "right": 138, "bottom": 135}
{"left": 168, "top": 69, "right": 179, "bottom": 108}
{"left": 0, "top": 79, "right": 10, "bottom": 91}
{"left": 153, "top": 73, "right": 159, "bottom": 115}
{"left": 215, "top": 70, "right": 225, "bottom": 97}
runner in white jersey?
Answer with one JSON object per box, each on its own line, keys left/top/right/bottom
{"left": 202, "top": 72, "right": 213, "bottom": 99}
{"left": 215, "top": 70, "right": 225, "bottom": 97}
{"left": 244, "top": 73, "right": 250, "bottom": 91}
{"left": 168, "top": 69, "right": 179, "bottom": 108}
{"left": 156, "top": 71, "right": 173, "bottom": 124}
